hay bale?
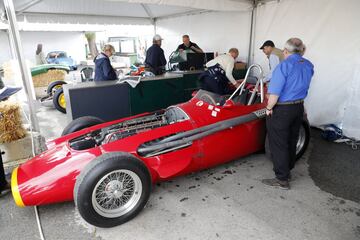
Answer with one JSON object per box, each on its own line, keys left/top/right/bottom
{"left": 0, "top": 101, "right": 26, "bottom": 143}
{"left": 32, "top": 69, "right": 66, "bottom": 87}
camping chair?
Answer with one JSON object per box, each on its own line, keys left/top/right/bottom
{"left": 80, "top": 67, "right": 94, "bottom": 82}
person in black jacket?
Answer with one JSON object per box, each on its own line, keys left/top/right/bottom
{"left": 94, "top": 44, "right": 118, "bottom": 81}
{"left": 145, "top": 34, "right": 167, "bottom": 75}
{"left": 176, "top": 35, "right": 203, "bottom": 53}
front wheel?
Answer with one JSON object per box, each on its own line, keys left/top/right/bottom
{"left": 74, "top": 152, "right": 151, "bottom": 228}
{"left": 53, "top": 88, "right": 66, "bottom": 113}
{"left": 47, "top": 80, "right": 66, "bottom": 96}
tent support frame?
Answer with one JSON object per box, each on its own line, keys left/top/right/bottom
{"left": 3, "top": 0, "right": 40, "bottom": 132}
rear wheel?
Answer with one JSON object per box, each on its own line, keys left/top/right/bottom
{"left": 53, "top": 88, "right": 66, "bottom": 113}
{"left": 62, "top": 116, "right": 104, "bottom": 136}
{"left": 74, "top": 152, "right": 151, "bottom": 228}
{"left": 265, "top": 120, "right": 310, "bottom": 161}
{"left": 295, "top": 121, "right": 310, "bottom": 159}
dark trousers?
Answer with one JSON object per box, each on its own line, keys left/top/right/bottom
{"left": 0, "top": 150, "right": 7, "bottom": 189}
{"left": 266, "top": 103, "right": 304, "bottom": 181}
{"left": 199, "top": 72, "right": 231, "bottom": 95}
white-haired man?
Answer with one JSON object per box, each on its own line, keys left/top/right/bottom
{"left": 262, "top": 38, "right": 313, "bottom": 190}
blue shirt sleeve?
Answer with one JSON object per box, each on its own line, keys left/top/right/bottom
{"left": 268, "top": 62, "right": 288, "bottom": 96}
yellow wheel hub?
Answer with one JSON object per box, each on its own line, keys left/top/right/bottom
{"left": 53, "top": 85, "right": 62, "bottom": 91}
{"left": 58, "top": 93, "right": 66, "bottom": 109}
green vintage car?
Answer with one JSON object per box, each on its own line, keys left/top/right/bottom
{"left": 31, "top": 64, "right": 70, "bottom": 76}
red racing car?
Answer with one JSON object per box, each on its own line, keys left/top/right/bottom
{"left": 11, "top": 65, "right": 310, "bottom": 228}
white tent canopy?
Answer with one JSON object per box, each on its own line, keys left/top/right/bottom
{"left": 1, "top": 0, "right": 360, "bottom": 139}
{"left": 1, "top": 0, "right": 253, "bottom": 25}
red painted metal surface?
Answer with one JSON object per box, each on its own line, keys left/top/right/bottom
{"left": 13, "top": 92, "right": 267, "bottom": 206}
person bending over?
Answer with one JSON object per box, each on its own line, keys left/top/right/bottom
{"left": 199, "top": 48, "right": 242, "bottom": 95}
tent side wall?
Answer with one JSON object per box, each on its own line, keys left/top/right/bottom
{"left": 0, "top": 31, "right": 86, "bottom": 66}
{"left": 155, "top": 10, "right": 252, "bottom": 63}
{"left": 253, "top": 0, "right": 360, "bottom": 139}
{"left": 0, "top": 32, "right": 12, "bottom": 63}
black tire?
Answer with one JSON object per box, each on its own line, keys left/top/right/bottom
{"left": 295, "top": 120, "right": 310, "bottom": 160}
{"left": 46, "top": 80, "right": 66, "bottom": 96}
{"left": 53, "top": 88, "right": 66, "bottom": 114}
{"left": 265, "top": 120, "right": 310, "bottom": 161}
{"left": 62, "top": 116, "right": 104, "bottom": 136}
{"left": 74, "top": 152, "right": 151, "bottom": 228}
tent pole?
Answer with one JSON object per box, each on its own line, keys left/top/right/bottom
{"left": 153, "top": 18, "right": 157, "bottom": 35}
{"left": 247, "top": 1, "right": 257, "bottom": 66}
{"left": 3, "top": 0, "right": 40, "bottom": 132}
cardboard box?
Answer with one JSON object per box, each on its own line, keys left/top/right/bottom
{"left": 234, "top": 62, "right": 247, "bottom": 70}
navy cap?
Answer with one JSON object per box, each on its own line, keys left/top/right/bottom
{"left": 260, "top": 40, "right": 275, "bottom": 49}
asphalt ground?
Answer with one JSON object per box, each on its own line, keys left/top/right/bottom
{"left": 308, "top": 128, "right": 360, "bottom": 203}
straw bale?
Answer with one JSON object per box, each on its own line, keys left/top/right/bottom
{"left": 32, "top": 69, "right": 66, "bottom": 87}
{"left": 0, "top": 101, "right": 26, "bottom": 143}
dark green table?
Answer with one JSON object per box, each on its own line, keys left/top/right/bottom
{"left": 129, "top": 73, "right": 184, "bottom": 115}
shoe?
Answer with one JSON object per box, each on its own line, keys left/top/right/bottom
{"left": 261, "top": 178, "right": 290, "bottom": 190}
{"left": 0, "top": 181, "right": 11, "bottom": 196}
{"left": 288, "top": 173, "right": 292, "bottom": 182}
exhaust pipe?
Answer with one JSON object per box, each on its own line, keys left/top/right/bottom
{"left": 138, "top": 108, "right": 266, "bottom": 157}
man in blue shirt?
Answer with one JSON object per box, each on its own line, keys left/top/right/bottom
{"left": 145, "top": 34, "right": 167, "bottom": 75}
{"left": 94, "top": 44, "right": 118, "bottom": 81}
{"left": 262, "top": 38, "right": 314, "bottom": 190}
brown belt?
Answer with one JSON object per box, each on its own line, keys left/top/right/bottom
{"left": 276, "top": 99, "right": 304, "bottom": 105}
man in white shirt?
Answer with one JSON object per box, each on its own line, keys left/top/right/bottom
{"left": 199, "top": 48, "right": 242, "bottom": 95}
{"left": 260, "top": 40, "right": 284, "bottom": 82}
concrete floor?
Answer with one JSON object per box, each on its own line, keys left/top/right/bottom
{"left": 0, "top": 104, "right": 359, "bottom": 240}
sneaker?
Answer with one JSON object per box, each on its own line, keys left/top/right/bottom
{"left": 261, "top": 178, "right": 290, "bottom": 190}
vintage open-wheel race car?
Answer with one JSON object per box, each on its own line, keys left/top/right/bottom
{"left": 11, "top": 64, "right": 310, "bottom": 228}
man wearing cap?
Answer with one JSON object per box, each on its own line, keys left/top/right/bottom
{"left": 262, "top": 38, "right": 313, "bottom": 190}
{"left": 94, "top": 44, "right": 118, "bottom": 81}
{"left": 145, "top": 34, "right": 167, "bottom": 75}
{"left": 260, "top": 40, "right": 284, "bottom": 82}
{"left": 176, "top": 35, "right": 203, "bottom": 53}
{"left": 199, "top": 48, "right": 242, "bottom": 95}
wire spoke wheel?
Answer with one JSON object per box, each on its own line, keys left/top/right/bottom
{"left": 75, "top": 152, "right": 151, "bottom": 227}
{"left": 92, "top": 169, "right": 142, "bottom": 218}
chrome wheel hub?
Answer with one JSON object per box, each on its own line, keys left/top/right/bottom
{"left": 92, "top": 169, "right": 142, "bottom": 218}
